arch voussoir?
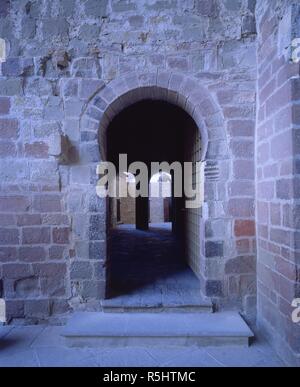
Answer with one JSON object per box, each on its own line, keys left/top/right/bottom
{"left": 80, "top": 71, "right": 227, "bottom": 162}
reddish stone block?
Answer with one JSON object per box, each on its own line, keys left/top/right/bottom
{"left": 233, "top": 160, "right": 254, "bottom": 180}
{"left": 17, "top": 214, "right": 41, "bottom": 226}
{"left": 275, "top": 256, "right": 297, "bottom": 282}
{"left": 270, "top": 203, "right": 281, "bottom": 226}
{"left": 0, "top": 118, "right": 19, "bottom": 139}
{"left": 24, "top": 300, "right": 50, "bottom": 319}
{"left": 19, "top": 246, "right": 46, "bottom": 262}
{"left": 24, "top": 142, "right": 49, "bottom": 158}
{"left": 52, "top": 227, "right": 69, "bottom": 244}
{"left": 225, "top": 255, "right": 256, "bottom": 275}
{"left": 0, "top": 97, "right": 10, "bottom": 115}
{"left": 0, "top": 214, "right": 15, "bottom": 226}
{"left": 228, "top": 198, "right": 254, "bottom": 217}
{"left": 227, "top": 119, "right": 255, "bottom": 137}
{"left": 276, "top": 179, "right": 294, "bottom": 199}
{"left": 270, "top": 227, "right": 291, "bottom": 247}
{"left": 2, "top": 263, "right": 31, "bottom": 279}
{"left": 228, "top": 181, "right": 254, "bottom": 197}
{"left": 0, "top": 246, "right": 17, "bottom": 262}
{"left": 236, "top": 239, "right": 251, "bottom": 254}
{"left": 0, "top": 228, "right": 19, "bottom": 245}
{"left": 33, "top": 194, "right": 62, "bottom": 213}
{"left": 0, "top": 195, "right": 30, "bottom": 212}
{"left": 234, "top": 220, "right": 255, "bottom": 237}
{"left": 33, "top": 262, "right": 66, "bottom": 278}
{"left": 22, "top": 227, "right": 51, "bottom": 244}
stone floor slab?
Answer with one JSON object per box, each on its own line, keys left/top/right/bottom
{"left": 94, "top": 347, "right": 158, "bottom": 367}
{"left": 0, "top": 326, "right": 44, "bottom": 358}
{"left": 35, "top": 347, "right": 98, "bottom": 367}
{"left": 0, "top": 349, "right": 39, "bottom": 367}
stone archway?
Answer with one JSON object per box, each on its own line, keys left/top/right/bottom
{"left": 80, "top": 71, "right": 229, "bottom": 301}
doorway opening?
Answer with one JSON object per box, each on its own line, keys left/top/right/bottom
{"left": 105, "top": 100, "right": 203, "bottom": 308}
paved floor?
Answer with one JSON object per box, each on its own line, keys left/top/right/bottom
{"left": 0, "top": 324, "right": 285, "bottom": 367}
{"left": 107, "top": 223, "right": 203, "bottom": 308}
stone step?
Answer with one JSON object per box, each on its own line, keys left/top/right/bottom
{"left": 101, "top": 292, "right": 213, "bottom": 313}
{"left": 62, "top": 311, "right": 254, "bottom": 348}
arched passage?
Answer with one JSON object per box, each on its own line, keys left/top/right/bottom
{"left": 106, "top": 100, "right": 201, "bottom": 302}
{"left": 80, "top": 71, "right": 229, "bottom": 302}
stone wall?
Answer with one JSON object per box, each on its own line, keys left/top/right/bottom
{"left": 0, "top": 0, "right": 257, "bottom": 323}
{"left": 255, "top": 0, "right": 300, "bottom": 365}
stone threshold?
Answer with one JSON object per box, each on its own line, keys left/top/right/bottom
{"left": 62, "top": 311, "right": 254, "bottom": 348}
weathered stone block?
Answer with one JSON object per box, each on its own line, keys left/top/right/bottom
{"left": 89, "top": 241, "right": 106, "bottom": 260}
{"left": 80, "top": 143, "right": 100, "bottom": 163}
{"left": 2, "top": 264, "right": 31, "bottom": 279}
{"left": 52, "top": 227, "right": 69, "bottom": 244}
{"left": 49, "top": 245, "right": 66, "bottom": 260}
{"left": 233, "top": 160, "right": 254, "bottom": 180}
{"left": 70, "top": 261, "right": 93, "bottom": 280}
{"left": 0, "top": 118, "right": 19, "bottom": 139}
{"left": 234, "top": 220, "right": 255, "bottom": 237}
{"left": 0, "top": 97, "right": 10, "bottom": 115}
{"left": 205, "top": 280, "right": 223, "bottom": 297}
{"left": 24, "top": 300, "right": 50, "bottom": 319}
{"left": 0, "top": 141, "right": 17, "bottom": 157}
{"left": 228, "top": 198, "right": 254, "bottom": 217}
{"left": 80, "top": 280, "right": 105, "bottom": 298}
{"left": 24, "top": 142, "right": 49, "bottom": 158}
{"left": 33, "top": 194, "right": 62, "bottom": 213}
{"left": 0, "top": 195, "right": 30, "bottom": 213}
{"left": 0, "top": 228, "right": 19, "bottom": 245}
{"left": 40, "top": 276, "right": 65, "bottom": 297}
{"left": 1, "top": 58, "right": 34, "bottom": 77}
{"left": 205, "top": 241, "right": 224, "bottom": 258}
{"left": 0, "top": 79, "right": 23, "bottom": 96}
{"left": 6, "top": 300, "right": 24, "bottom": 320}
{"left": 0, "top": 246, "right": 17, "bottom": 262}
{"left": 89, "top": 214, "right": 106, "bottom": 240}
{"left": 15, "top": 276, "right": 40, "bottom": 298}
{"left": 19, "top": 246, "right": 46, "bottom": 263}
{"left": 225, "top": 255, "right": 255, "bottom": 274}
{"left": 79, "top": 79, "right": 105, "bottom": 100}
{"left": 33, "top": 262, "right": 66, "bottom": 278}
{"left": 70, "top": 165, "right": 91, "bottom": 184}
{"left": 22, "top": 227, "right": 50, "bottom": 245}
